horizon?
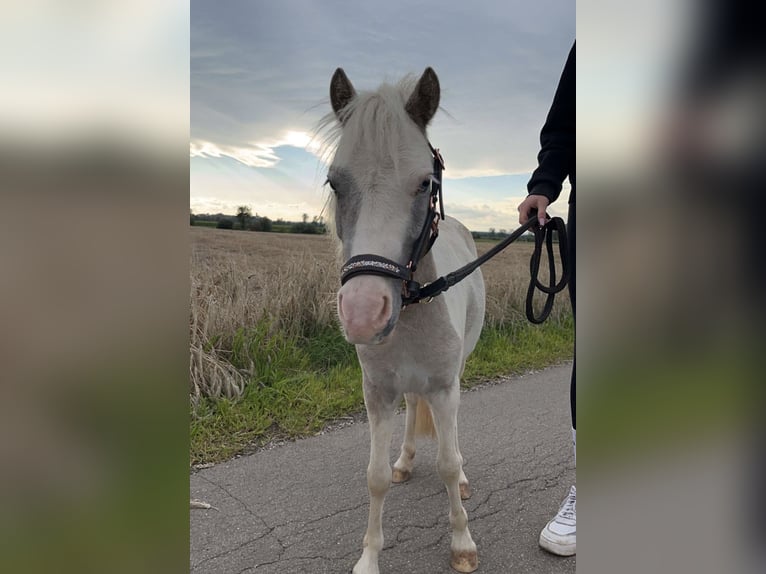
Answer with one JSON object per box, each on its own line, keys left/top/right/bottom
{"left": 190, "top": 209, "right": 539, "bottom": 236}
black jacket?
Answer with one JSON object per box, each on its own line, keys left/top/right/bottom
{"left": 527, "top": 42, "right": 575, "bottom": 204}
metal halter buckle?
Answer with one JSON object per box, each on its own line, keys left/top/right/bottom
{"left": 433, "top": 148, "right": 445, "bottom": 170}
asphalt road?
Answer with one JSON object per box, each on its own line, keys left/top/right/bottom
{"left": 190, "top": 363, "right": 576, "bottom": 574}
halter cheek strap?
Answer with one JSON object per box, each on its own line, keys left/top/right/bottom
{"left": 409, "top": 144, "right": 444, "bottom": 271}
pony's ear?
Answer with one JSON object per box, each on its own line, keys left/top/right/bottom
{"left": 405, "top": 67, "right": 440, "bottom": 130}
{"left": 330, "top": 68, "right": 356, "bottom": 121}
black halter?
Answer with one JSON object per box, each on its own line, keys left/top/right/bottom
{"left": 340, "top": 144, "right": 445, "bottom": 297}
{"left": 338, "top": 145, "right": 570, "bottom": 323}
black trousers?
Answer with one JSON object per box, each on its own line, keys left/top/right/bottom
{"left": 568, "top": 201, "right": 576, "bottom": 430}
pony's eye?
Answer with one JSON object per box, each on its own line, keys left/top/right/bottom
{"left": 418, "top": 179, "right": 431, "bottom": 193}
{"left": 325, "top": 178, "right": 337, "bottom": 193}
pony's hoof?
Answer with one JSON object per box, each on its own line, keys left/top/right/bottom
{"left": 392, "top": 468, "right": 411, "bottom": 483}
{"left": 450, "top": 549, "right": 478, "bottom": 573}
{"left": 459, "top": 482, "right": 472, "bottom": 500}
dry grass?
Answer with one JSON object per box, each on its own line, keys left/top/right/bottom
{"left": 190, "top": 227, "right": 569, "bottom": 400}
{"left": 190, "top": 228, "right": 339, "bottom": 400}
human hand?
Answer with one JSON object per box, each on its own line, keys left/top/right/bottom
{"left": 518, "top": 194, "right": 550, "bottom": 227}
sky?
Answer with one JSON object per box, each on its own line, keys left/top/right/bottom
{"left": 191, "top": 0, "right": 574, "bottom": 231}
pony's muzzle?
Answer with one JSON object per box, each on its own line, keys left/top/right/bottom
{"left": 337, "top": 276, "right": 399, "bottom": 345}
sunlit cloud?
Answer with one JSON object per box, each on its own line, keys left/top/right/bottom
{"left": 190, "top": 130, "right": 321, "bottom": 168}
{"left": 190, "top": 140, "right": 278, "bottom": 168}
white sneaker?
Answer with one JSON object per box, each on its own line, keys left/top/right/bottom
{"left": 539, "top": 485, "right": 576, "bottom": 556}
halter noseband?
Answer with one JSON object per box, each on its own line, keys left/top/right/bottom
{"left": 339, "top": 143, "right": 445, "bottom": 307}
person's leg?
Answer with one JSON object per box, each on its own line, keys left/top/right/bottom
{"left": 539, "top": 200, "right": 576, "bottom": 556}
{"left": 568, "top": 201, "right": 575, "bottom": 457}
{"left": 568, "top": 199, "right": 575, "bottom": 432}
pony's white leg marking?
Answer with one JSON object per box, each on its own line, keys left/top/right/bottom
{"left": 392, "top": 393, "right": 417, "bottom": 483}
{"left": 353, "top": 394, "right": 398, "bottom": 574}
{"left": 430, "top": 386, "right": 478, "bottom": 573}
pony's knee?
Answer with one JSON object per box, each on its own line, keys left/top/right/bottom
{"left": 367, "top": 463, "right": 392, "bottom": 496}
{"left": 437, "top": 457, "right": 461, "bottom": 483}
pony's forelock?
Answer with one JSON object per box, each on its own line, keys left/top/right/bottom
{"left": 314, "top": 75, "right": 422, "bottom": 171}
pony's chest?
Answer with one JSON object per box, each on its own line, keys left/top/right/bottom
{"left": 355, "top": 308, "right": 463, "bottom": 388}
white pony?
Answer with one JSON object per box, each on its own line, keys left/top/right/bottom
{"left": 323, "top": 67, "right": 485, "bottom": 574}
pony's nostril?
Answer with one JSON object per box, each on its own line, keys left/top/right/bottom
{"left": 378, "top": 294, "right": 391, "bottom": 325}
{"left": 337, "top": 293, "right": 345, "bottom": 320}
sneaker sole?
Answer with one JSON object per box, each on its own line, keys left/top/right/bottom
{"left": 539, "top": 531, "right": 576, "bottom": 556}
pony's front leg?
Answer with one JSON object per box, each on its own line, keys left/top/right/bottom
{"left": 430, "top": 386, "right": 478, "bottom": 573}
{"left": 392, "top": 393, "right": 417, "bottom": 483}
{"left": 456, "top": 434, "right": 472, "bottom": 500}
{"left": 353, "top": 385, "right": 399, "bottom": 574}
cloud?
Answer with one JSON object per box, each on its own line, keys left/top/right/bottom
{"left": 190, "top": 141, "right": 278, "bottom": 168}
{"left": 190, "top": 130, "right": 321, "bottom": 168}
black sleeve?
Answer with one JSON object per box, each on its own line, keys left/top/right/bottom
{"left": 527, "top": 42, "right": 575, "bottom": 204}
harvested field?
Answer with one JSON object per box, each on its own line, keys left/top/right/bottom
{"left": 190, "top": 227, "right": 569, "bottom": 400}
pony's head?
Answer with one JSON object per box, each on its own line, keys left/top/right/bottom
{"left": 324, "top": 68, "right": 440, "bottom": 345}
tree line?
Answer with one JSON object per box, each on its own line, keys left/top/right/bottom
{"left": 471, "top": 228, "right": 535, "bottom": 241}
{"left": 190, "top": 207, "right": 327, "bottom": 235}
{"left": 191, "top": 208, "right": 542, "bottom": 240}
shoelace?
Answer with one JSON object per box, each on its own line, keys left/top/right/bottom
{"left": 558, "top": 487, "right": 576, "bottom": 521}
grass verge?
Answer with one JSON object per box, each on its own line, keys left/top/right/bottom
{"left": 190, "top": 316, "right": 573, "bottom": 466}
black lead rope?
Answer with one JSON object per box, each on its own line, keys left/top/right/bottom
{"left": 338, "top": 143, "right": 570, "bottom": 324}
{"left": 403, "top": 212, "right": 570, "bottom": 324}
{"left": 525, "top": 215, "right": 570, "bottom": 323}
